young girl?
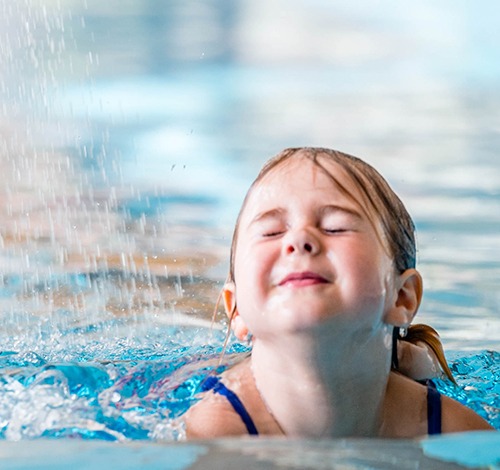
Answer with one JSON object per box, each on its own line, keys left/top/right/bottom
{"left": 184, "top": 147, "right": 493, "bottom": 438}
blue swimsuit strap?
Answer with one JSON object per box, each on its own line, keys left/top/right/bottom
{"left": 202, "top": 375, "right": 441, "bottom": 436}
{"left": 201, "top": 376, "right": 259, "bottom": 435}
{"left": 426, "top": 379, "right": 442, "bottom": 435}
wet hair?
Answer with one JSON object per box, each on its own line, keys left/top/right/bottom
{"left": 228, "top": 147, "right": 416, "bottom": 282}
{"left": 404, "top": 324, "right": 455, "bottom": 383}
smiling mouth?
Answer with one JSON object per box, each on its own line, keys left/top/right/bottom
{"left": 278, "top": 272, "right": 329, "bottom": 287}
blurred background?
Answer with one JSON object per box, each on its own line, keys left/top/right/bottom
{"left": 1, "top": 0, "right": 499, "bottom": 351}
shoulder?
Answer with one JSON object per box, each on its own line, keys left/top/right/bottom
{"left": 383, "top": 373, "right": 494, "bottom": 437}
{"left": 382, "top": 372, "right": 429, "bottom": 437}
{"left": 184, "top": 388, "right": 250, "bottom": 439}
{"left": 184, "top": 360, "right": 257, "bottom": 439}
{"left": 398, "top": 341, "right": 441, "bottom": 380}
{"left": 440, "top": 394, "right": 494, "bottom": 433}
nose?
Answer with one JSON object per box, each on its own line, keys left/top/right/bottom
{"left": 283, "top": 229, "right": 320, "bottom": 256}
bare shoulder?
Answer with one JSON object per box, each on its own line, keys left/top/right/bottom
{"left": 398, "top": 341, "right": 441, "bottom": 380}
{"left": 184, "top": 389, "right": 249, "bottom": 439}
{"left": 441, "top": 394, "right": 494, "bottom": 433}
{"left": 383, "top": 372, "right": 494, "bottom": 437}
{"left": 184, "top": 359, "right": 255, "bottom": 439}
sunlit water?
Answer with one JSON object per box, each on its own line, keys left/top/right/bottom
{"left": 0, "top": 0, "right": 499, "bottom": 442}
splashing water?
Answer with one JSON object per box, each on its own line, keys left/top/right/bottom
{"left": 0, "top": 334, "right": 497, "bottom": 441}
{"left": 0, "top": 320, "right": 253, "bottom": 441}
{"left": 0, "top": 0, "right": 499, "bottom": 446}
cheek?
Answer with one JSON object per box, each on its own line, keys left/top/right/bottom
{"left": 328, "top": 242, "right": 393, "bottom": 301}
{"left": 234, "top": 242, "right": 275, "bottom": 285}
{"left": 233, "top": 246, "right": 278, "bottom": 333}
{"left": 233, "top": 247, "right": 266, "bottom": 307}
{"left": 234, "top": 247, "right": 257, "bottom": 287}
{"left": 328, "top": 239, "right": 380, "bottom": 274}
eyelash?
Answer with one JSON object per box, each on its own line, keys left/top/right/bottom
{"left": 262, "top": 227, "right": 348, "bottom": 237}
{"left": 323, "top": 228, "right": 348, "bottom": 234}
{"left": 262, "top": 231, "right": 284, "bottom": 238}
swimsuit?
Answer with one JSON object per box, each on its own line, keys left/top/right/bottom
{"left": 201, "top": 375, "right": 442, "bottom": 436}
{"left": 201, "top": 375, "right": 258, "bottom": 435}
{"left": 425, "top": 379, "right": 442, "bottom": 435}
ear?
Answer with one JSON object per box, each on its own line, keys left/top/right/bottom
{"left": 385, "top": 269, "right": 423, "bottom": 327}
{"left": 222, "top": 282, "right": 249, "bottom": 341}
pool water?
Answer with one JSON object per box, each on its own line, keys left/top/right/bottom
{"left": 0, "top": 0, "right": 499, "bottom": 452}
{"left": 0, "top": 324, "right": 242, "bottom": 441}
{"left": 0, "top": 332, "right": 498, "bottom": 441}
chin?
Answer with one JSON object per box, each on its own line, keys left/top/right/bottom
{"left": 274, "top": 307, "right": 336, "bottom": 334}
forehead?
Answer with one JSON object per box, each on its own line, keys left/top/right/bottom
{"left": 243, "top": 155, "right": 363, "bottom": 215}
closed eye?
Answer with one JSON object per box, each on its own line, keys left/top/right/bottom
{"left": 323, "top": 228, "right": 349, "bottom": 234}
{"left": 250, "top": 208, "right": 286, "bottom": 239}
{"left": 320, "top": 206, "right": 361, "bottom": 234}
{"left": 262, "top": 230, "right": 285, "bottom": 238}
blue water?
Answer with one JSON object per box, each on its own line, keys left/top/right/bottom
{"left": 0, "top": 0, "right": 499, "bottom": 443}
{"left": 0, "top": 321, "right": 250, "bottom": 441}
{"left": 0, "top": 328, "right": 497, "bottom": 441}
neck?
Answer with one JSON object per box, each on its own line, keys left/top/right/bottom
{"left": 250, "top": 319, "right": 393, "bottom": 437}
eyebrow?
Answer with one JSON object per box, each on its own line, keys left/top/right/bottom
{"left": 319, "top": 204, "right": 363, "bottom": 219}
{"left": 249, "top": 208, "right": 285, "bottom": 226}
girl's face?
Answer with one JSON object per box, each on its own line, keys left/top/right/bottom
{"left": 229, "top": 155, "right": 404, "bottom": 339}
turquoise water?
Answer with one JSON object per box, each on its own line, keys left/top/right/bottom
{"left": 0, "top": 326, "right": 497, "bottom": 440}
{"left": 0, "top": 0, "right": 499, "bottom": 444}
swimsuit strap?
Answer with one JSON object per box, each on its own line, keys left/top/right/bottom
{"left": 391, "top": 326, "right": 399, "bottom": 369}
{"left": 201, "top": 375, "right": 259, "bottom": 435}
{"left": 202, "top": 375, "right": 442, "bottom": 436}
{"left": 426, "top": 379, "right": 442, "bottom": 435}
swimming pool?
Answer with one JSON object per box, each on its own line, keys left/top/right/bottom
{"left": 0, "top": 0, "right": 499, "bottom": 467}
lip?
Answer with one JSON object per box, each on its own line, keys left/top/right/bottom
{"left": 278, "top": 271, "right": 329, "bottom": 287}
